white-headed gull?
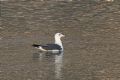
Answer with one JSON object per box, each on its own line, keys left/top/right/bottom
{"left": 32, "top": 33, "right": 65, "bottom": 53}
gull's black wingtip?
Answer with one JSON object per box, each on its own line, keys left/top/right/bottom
{"left": 32, "top": 44, "right": 40, "bottom": 48}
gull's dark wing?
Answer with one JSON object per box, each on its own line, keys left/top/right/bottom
{"left": 42, "top": 44, "right": 62, "bottom": 50}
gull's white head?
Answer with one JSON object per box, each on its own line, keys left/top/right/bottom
{"left": 55, "top": 33, "right": 65, "bottom": 39}
{"left": 54, "top": 33, "right": 65, "bottom": 51}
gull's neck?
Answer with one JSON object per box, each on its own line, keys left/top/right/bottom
{"left": 55, "top": 36, "right": 63, "bottom": 50}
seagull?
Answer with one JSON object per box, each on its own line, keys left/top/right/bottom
{"left": 32, "top": 33, "right": 65, "bottom": 53}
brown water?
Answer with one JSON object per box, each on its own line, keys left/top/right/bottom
{"left": 0, "top": 0, "right": 120, "bottom": 80}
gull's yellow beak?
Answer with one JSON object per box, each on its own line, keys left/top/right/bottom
{"left": 61, "top": 34, "right": 65, "bottom": 37}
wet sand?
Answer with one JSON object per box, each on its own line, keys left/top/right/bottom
{"left": 0, "top": 0, "right": 120, "bottom": 80}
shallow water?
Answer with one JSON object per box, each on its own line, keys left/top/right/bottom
{"left": 0, "top": 0, "right": 120, "bottom": 80}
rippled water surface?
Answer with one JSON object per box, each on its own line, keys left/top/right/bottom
{"left": 0, "top": 0, "right": 120, "bottom": 80}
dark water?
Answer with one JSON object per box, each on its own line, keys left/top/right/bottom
{"left": 0, "top": 0, "right": 120, "bottom": 80}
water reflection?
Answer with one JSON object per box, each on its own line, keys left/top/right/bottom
{"left": 55, "top": 52, "right": 63, "bottom": 80}
{"left": 32, "top": 52, "right": 43, "bottom": 61}
{"left": 32, "top": 52, "right": 64, "bottom": 80}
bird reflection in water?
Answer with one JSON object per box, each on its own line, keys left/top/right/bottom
{"left": 32, "top": 52, "right": 64, "bottom": 80}
{"left": 54, "top": 52, "right": 63, "bottom": 80}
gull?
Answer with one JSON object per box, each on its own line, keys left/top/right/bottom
{"left": 32, "top": 33, "right": 65, "bottom": 53}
